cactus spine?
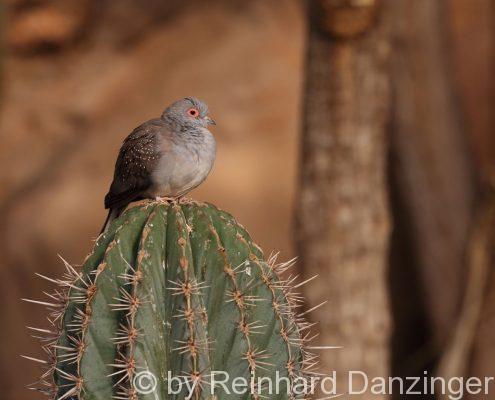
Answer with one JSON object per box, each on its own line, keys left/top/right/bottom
{"left": 24, "top": 201, "right": 322, "bottom": 399}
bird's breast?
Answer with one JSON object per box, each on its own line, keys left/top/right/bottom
{"left": 150, "top": 130, "right": 216, "bottom": 197}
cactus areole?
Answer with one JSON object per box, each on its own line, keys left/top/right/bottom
{"left": 26, "top": 201, "right": 321, "bottom": 399}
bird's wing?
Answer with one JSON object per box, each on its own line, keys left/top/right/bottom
{"left": 104, "top": 119, "right": 166, "bottom": 210}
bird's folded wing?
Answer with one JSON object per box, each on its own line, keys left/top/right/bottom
{"left": 104, "top": 119, "right": 166, "bottom": 210}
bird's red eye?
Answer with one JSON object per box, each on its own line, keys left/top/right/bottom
{"left": 187, "top": 108, "right": 199, "bottom": 117}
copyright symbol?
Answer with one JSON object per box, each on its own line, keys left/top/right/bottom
{"left": 133, "top": 370, "right": 157, "bottom": 394}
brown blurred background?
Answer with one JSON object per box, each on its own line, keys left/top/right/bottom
{"left": 1, "top": 0, "right": 494, "bottom": 399}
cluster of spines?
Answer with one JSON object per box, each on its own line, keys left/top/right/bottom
{"left": 209, "top": 218, "right": 269, "bottom": 399}
{"left": 22, "top": 205, "right": 135, "bottom": 400}
{"left": 22, "top": 200, "right": 331, "bottom": 400}
{"left": 23, "top": 255, "right": 96, "bottom": 399}
{"left": 210, "top": 208, "right": 330, "bottom": 399}
{"left": 169, "top": 203, "right": 212, "bottom": 398}
{"left": 108, "top": 229, "right": 148, "bottom": 399}
{"left": 108, "top": 206, "right": 166, "bottom": 399}
{"left": 233, "top": 229, "right": 325, "bottom": 399}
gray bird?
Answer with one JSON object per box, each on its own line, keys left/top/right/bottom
{"left": 101, "top": 97, "right": 216, "bottom": 233}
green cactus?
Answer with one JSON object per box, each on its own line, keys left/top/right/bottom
{"left": 24, "top": 200, "right": 321, "bottom": 400}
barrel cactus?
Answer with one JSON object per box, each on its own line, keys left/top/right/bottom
{"left": 24, "top": 200, "right": 322, "bottom": 399}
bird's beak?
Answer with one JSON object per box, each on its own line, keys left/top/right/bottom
{"left": 204, "top": 116, "right": 216, "bottom": 125}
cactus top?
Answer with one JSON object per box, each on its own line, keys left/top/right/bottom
{"left": 26, "top": 200, "right": 320, "bottom": 400}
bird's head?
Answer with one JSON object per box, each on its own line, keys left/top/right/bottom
{"left": 162, "top": 97, "right": 216, "bottom": 130}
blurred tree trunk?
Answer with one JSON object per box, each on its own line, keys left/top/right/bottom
{"left": 388, "top": 1, "right": 495, "bottom": 399}
{"left": 447, "top": 0, "right": 495, "bottom": 177}
{"left": 436, "top": 188, "right": 495, "bottom": 400}
{"left": 445, "top": 1, "right": 495, "bottom": 397}
{"left": 296, "top": 1, "right": 391, "bottom": 396}
{"left": 388, "top": 0, "right": 477, "bottom": 382}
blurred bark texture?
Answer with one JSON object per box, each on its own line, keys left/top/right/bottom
{"left": 389, "top": 0, "right": 476, "bottom": 351}
{"left": 296, "top": 1, "right": 391, "bottom": 396}
{"left": 445, "top": 1, "right": 495, "bottom": 397}
{"left": 436, "top": 189, "right": 495, "bottom": 399}
{"left": 465, "top": 191, "right": 495, "bottom": 400}
{"left": 447, "top": 0, "right": 495, "bottom": 177}
{"left": 387, "top": 2, "right": 477, "bottom": 390}
{"left": 388, "top": 1, "right": 495, "bottom": 398}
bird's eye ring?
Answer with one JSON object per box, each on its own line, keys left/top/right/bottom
{"left": 187, "top": 108, "right": 199, "bottom": 118}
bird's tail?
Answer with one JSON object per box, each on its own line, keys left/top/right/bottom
{"left": 100, "top": 207, "right": 124, "bottom": 235}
